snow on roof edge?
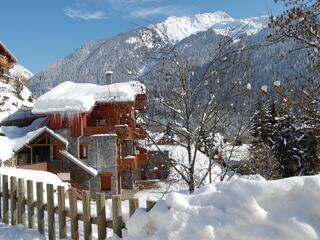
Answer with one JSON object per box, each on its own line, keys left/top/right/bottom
{"left": 60, "top": 150, "right": 98, "bottom": 176}
{"left": 0, "top": 41, "right": 17, "bottom": 62}
{"left": 14, "top": 127, "right": 68, "bottom": 153}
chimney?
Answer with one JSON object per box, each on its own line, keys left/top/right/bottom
{"left": 105, "top": 71, "right": 113, "bottom": 85}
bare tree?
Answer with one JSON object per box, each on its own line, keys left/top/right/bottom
{"left": 141, "top": 29, "right": 253, "bottom": 193}
{"left": 11, "top": 77, "right": 26, "bottom": 100}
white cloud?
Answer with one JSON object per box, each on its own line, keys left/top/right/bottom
{"left": 130, "top": 5, "right": 188, "bottom": 18}
{"left": 64, "top": 8, "right": 107, "bottom": 20}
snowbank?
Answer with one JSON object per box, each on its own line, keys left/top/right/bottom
{"left": 125, "top": 175, "right": 320, "bottom": 240}
{"left": 0, "top": 167, "right": 69, "bottom": 190}
{"left": 0, "top": 224, "right": 45, "bottom": 240}
{"left": 32, "top": 81, "right": 146, "bottom": 114}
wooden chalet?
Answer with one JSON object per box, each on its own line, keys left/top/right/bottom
{"left": 0, "top": 41, "right": 16, "bottom": 82}
{"left": 15, "top": 76, "right": 149, "bottom": 195}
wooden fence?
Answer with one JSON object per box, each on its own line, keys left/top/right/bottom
{"left": 0, "top": 174, "right": 156, "bottom": 240}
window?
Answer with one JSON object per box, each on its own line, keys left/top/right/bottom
{"left": 80, "top": 143, "right": 89, "bottom": 159}
{"left": 123, "top": 140, "right": 134, "bottom": 157}
{"left": 100, "top": 173, "right": 112, "bottom": 191}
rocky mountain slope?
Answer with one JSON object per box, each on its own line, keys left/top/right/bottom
{"left": 30, "top": 12, "right": 306, "bottom": 97}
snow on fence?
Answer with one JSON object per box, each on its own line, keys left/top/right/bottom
{"left": 0, "top": 174, "right": 156, "bottom": 239}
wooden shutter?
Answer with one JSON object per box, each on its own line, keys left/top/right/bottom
{"left": 100, "top": 173, "right": 112, "bottom": 191}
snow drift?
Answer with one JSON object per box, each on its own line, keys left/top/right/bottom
{"left": 125, "top": 175, "right": 320, "bottom": 240}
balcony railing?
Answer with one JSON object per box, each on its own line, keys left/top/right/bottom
{"left": 17, "top": 162, "right": 48, "bottom": 171}
{"left": 83, "top": 125, "right": 128, "bottom": 136}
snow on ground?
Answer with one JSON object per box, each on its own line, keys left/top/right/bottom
{"left": 0, "top": 223, "right": 45, "bottom": 240}
{"left": 222, "top": 143, "right": 250, "bottom": 167}
{"left": 0, "top": 118, "right": 44, "bottom": 162}
{"left": 148, "top": 144, "right": 226, "bottom": 192}
{"left": 0, "top": 167, "right": 69, "bottom": 195}
{"left": 124, "top": 175, "right": 320, "bottom": 240}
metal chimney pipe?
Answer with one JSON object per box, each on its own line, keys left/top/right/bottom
{"left": 105, "top": 71, "right": 113, "bottom": 85}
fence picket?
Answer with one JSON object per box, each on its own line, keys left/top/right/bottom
{"left": 2, "top": 175, "right": 9, "bottom": 224}
{"left": 27, "top": 180, "right": 35, "bottom": 228}
{"left": 96, "top": 193, "right": 107, "bottom": 240}
{"left": 146, "top": 200, "right": 156, "bottom": 211}
{"left": 47, "top": 184, "right": 55, "bottom": 240}
{"left": 129, "top": 198, "right": 139, "bottom": 217}
{"left": 10, "top": 176, "right": 17, "bottom": 226}
{"left": 83, "top": 190, "right": 92, "bottom": 240}
{"left": 36, "top": 182, "right": 45, "bottom": 235}
{"left": 69, "top": 188, "right": 79, "bottom": 240}
{"left": 57, "top": 186, "right": 66, "bottom": 239}
{"left": 18, "top": 178, "right": 26, "bottom": 226}
{"left": 112, "top": 195, "right": 123, "bottom": 238}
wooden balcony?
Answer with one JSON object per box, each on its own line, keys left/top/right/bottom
{"left": 17, "top": 162, "right": 48, "bottom": 171}
{"left": 83, "top": 125, "right": 128, "bottom": 136}
{"left": 0, "top": 55, "right": 9, "bottom": 67}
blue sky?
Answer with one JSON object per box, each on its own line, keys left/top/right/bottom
{"left": 0, "top": 0, "right": 285, "bottom": 74}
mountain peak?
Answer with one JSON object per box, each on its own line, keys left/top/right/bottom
{"left": 154, "top": 11, "right": 267, "bottom": 42}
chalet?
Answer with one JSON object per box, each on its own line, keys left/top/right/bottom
{"left": 0, "top": 41, "right": 17, "bottom": 82}
{"left": 14, "top": 72, "right": 149, "bottom": 196}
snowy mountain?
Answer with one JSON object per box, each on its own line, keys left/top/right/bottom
{"left": 29, "top": 11, "right": 306, "bottom": 98}
{"left": 10, "top": 64, "right": 34, "bottom": 80}
{"left": 154, "top": 12, "right": 268, "bottom": 42}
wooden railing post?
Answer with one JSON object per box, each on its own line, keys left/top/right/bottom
{"left": 82, "top": 190, "right": 92, "bottom": 240}
{"left": 27, "top": 180, "right": 35, "bottom": 228}
{"left": 18, "top": 178, "right": 26, "bottom": 226}
{"left": 129, "top": 198, "right": 139, "bottom": 217}
{"left": 36, "top": 182, "right": 45, "bottom": 235}
{"left": 10, "top": 176, "right": 17, "bottom": 226}
{"left": 112, "top": 195, "right": 123, "bottom": 238}
{"left": 146, "top": 200, "right": 156, "bottom": 211}
{"left": 69, "top": 187, "right": 79, "bottom": 240}
{"left": 57, "top": 186, "right": 66, "bottom": 239}
{"left": 47, "top": 184, "right": 55, "bottom": 240}
{"left": 96, "top": 193, "right": 106, "bottom": 240}
{"left": 2, "top": 175, "right": 9, "bottom": 224}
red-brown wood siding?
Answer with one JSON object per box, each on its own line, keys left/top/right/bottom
{"left": 100, "top": 172, "right": 112, "bottom": 191}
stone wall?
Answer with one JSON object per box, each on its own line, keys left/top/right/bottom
{"left": 55, "top": 129, "right": 118, "bottom": 196}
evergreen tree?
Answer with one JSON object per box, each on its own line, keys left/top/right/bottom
{"left": 272, "top": 98, "right": 302, "bottom": 177}
{"left": 298, "top": 94, "right": 320, "bottom": 175}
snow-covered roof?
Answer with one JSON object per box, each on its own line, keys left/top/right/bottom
{"left": 0, "top": 41, "right": 17, "bottom": 62}
{"left": 32, "top": 81, "right": 146, "bottom": 114}
{"left": 60, "top": 150, "right": 98, "bottom": 176}
{"left": 13, "top": 127, "right": 68, "bottom": 153}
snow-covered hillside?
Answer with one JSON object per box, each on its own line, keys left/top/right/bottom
{"left": 0, "top": 64, "right": 34, "bottom": 122}
{"left": 0, "top": 81, "right": 33, "bottom": 122}
{"left": 125, "top": 175, "right": 320, "bottom": 240}
{"left": 154, "top": 11, "right": 268, "bottom": 42}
